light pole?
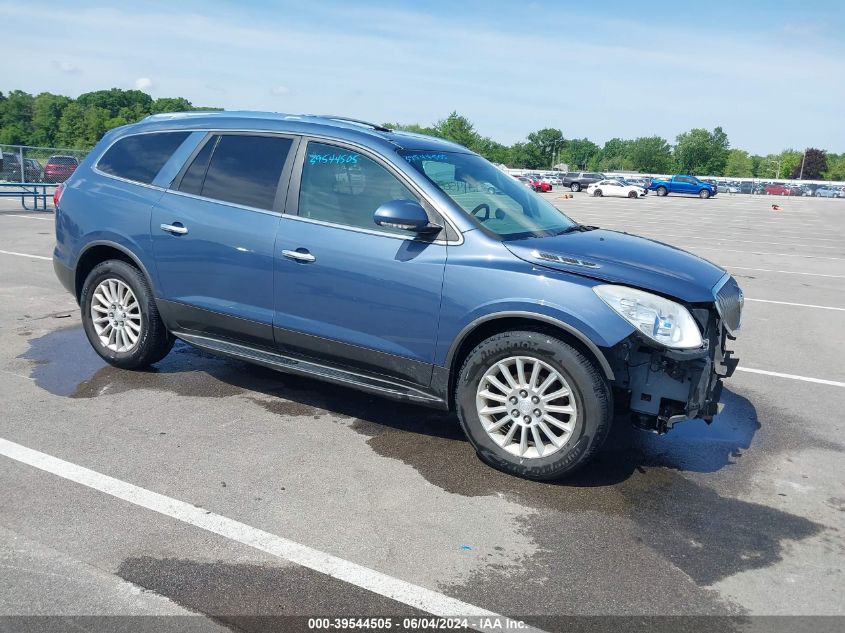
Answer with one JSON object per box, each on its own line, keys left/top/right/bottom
{"left": 798, "top": 149, "right": 807, "bottom": 180}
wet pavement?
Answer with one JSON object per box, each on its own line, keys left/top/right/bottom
{"left": 0, "top": 198, "right": 843, "bottom": 628}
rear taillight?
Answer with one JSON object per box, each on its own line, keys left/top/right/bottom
{"left": 53, "top": 182, "right": 65, "bottom": 207}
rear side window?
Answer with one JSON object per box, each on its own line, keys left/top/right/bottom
{"left": 98, "top": 132, "right": 189, "bottom": 184}
{"left": 193, "top": 135, "right": 292, "bottom": 210}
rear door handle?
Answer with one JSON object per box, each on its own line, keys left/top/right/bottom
{"left": 282, "top": 249, "right": 316, "bottom": 263}
{"left": 160, "top": 223, "right": 188, "bottom": 235}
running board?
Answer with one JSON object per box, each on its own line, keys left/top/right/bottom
{"left": 173, "top": 332, "right": 446, "bottom": 407}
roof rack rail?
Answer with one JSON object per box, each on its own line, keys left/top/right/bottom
{"left": 314, "top": 115, "right": 392, "bottom": 133}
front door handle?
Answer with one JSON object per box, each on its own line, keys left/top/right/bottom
{"left": 160, "top": 223, "right": 188, "bottom": 235}
{"left": 282, "top": 249, "right": 316, "bottom": 263}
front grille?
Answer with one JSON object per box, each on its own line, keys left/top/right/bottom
{"left": 714, "top": 275, "right": 743, "bottom": 334}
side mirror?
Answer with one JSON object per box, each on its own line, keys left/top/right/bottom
{"left": 374, "top": 199, "right": 441, "bottom": 235}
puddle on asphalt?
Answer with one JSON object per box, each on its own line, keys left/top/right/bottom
{"left": 21, "top": 326, "right": 832, "bottom": 586}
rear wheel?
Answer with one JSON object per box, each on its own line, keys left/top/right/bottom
{"left": 699, "top": 189, "right": 711, "bottom": 199}
{"left": 455, "top": 330, "right": 612, "bottom": 480}
{"left": 570, "top": 183, "right": 581, "bottom": 192}
{"left": 80, "top": 260, "right": 174, "bottom": 369}
{"left": 656, "top": 186, "right": 668, "bottom": 196}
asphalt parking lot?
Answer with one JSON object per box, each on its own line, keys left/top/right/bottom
{"left": 0, "top": 192, "right": 843, "bottom": 631}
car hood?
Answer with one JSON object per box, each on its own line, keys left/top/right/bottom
{"left": 504, "top": 229, "right": 726, "bottom": 303}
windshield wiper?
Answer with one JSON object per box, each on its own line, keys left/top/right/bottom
{"left": 555, "top": 224, "right": 599, "bottom": 235}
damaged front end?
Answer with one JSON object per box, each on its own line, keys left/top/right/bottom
{"left": 607, "top": 274, "right": 743, "bottom": 434}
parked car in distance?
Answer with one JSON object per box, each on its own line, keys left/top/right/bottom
{"left": 24, "top": 158, "right": 44, "bottom": 182}
{"left": 718, "top": 183, "right": 739, "bottom": 194}
{"left": 523, "top": 175, "right": 552, "bottom": 192}
{"left": 2, "top": 152, "right": 23, "bottom": 181}
{"left": 44, "top": 155, "right": 80, "bottom": 183}
{"left": 542, "top": 174, "right": 562, "bottom": 186}
{"left": 562, "top": 171, "right": 605, "bottom": 192}
{"left": 647, "top": 175, "right": 717, "bottom": 198}
{"left": 53, "top": 111, "right": 743, "bottom": 481}
{"left": 815, "top": 186, "right": 844, "bottom": 198}
{"left": 623, "top": 177, "right": 648, "bottom": 187}
{"left": 764, "top": 184, "right": 793, "bottom": 196}
{"left": 514, "top": 175, "right": 534, "bottom": 189}
{"left": 586, "top": 179, "right": 646, "bottom": 198}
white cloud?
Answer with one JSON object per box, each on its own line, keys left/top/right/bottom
{"left": 271, "top": 85, "right": 290, "bottom": 95}
{"left": 51, "top": 60, "right": 81, "bottom": 74}
{"left": 134, "top": 77, "right": 153, "bottom": 91}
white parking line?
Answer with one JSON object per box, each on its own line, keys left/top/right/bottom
{"left": 0, "top": 438, "right": 536, "bottom": 632}
{"left": 725, "top": 266, "right": 845, "bottom": 279}
{"left": 736, "top": 367, "right": 845, "bottom": 388}
{"left": 745, "top": 298, "right": 845, "bottom": 311}
{"left": 3, "top": 214, "right": 54, "bottom": 221}
{"left": 0, "top": 249, "right": 51, "bottom": 261}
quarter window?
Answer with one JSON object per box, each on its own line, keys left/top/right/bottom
{"left": 298, "top": 142, "right": 419, "bottom": 234}
{"left": 199, "top": 135, "right": 293, "bottom": 210}
{"left": 98, "top": 132, "right": 190, "bottom": 184}
{"left": 178, "top": 136, "right": 217, "bottom": 196}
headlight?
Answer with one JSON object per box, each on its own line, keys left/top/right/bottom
{"left": 593, "top": 284, "right": 703, "bottom": 349}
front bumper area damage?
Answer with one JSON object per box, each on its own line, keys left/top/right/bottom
{"left": 607, "top": 306, "right": 739, "bottom": 434}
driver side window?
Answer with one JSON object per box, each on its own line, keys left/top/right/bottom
{"left": 298, "top": 142, "right": 419, "bottom": 234}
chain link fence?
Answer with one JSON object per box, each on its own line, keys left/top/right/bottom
{"left": 1, "top": 144, "right": 89, "bottom": 184}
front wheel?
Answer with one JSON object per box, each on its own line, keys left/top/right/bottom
{"left": 593, "top": 189, "right": 603, "bottom": 197}
{"left": 455, "top": 330, "right": 612, "bottom": 480}
{"left": 80, "top": 260, "right": 174, "bottom": 369}
{"left": 699, "top": 189, "right": 711, "bottom": 199}
{"left": 656, "top": 186, "right": 668, "bottom": 196}
{"left": 570, "top": 183, "right": 581, "bottom": 192}
{"left": 627, "top": 191, "right": 637, "bottom": 198}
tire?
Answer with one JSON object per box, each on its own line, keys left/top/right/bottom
{"left": 656, "top": 186, "right": 668, "bottom": 196}
{"left": 593, "top": 189, "right": 603, "bottom": 197}
{"left": 699, "top": 189, "right": 711, "bottom": 199}
{"left": 454, "top": 330, "right": 612, "bottom": 481}
{"left": 570, "top": 183, "right": 581, "bottom": 192}
{"left": 80, "top": 259, "right": 174, "bottom": 369}
{"left": 627, "top": 191, "right": 637, "bottom": 199}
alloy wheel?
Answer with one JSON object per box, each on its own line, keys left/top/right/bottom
{"left": 475, "top": 356, "right": 577, "bottom": 459}
{"left": 90, "top": 278, "right": 142, "bottom": 352}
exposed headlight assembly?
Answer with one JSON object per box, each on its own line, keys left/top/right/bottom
{"left": 593, "top": 284, "right": 703, "bottom": 349}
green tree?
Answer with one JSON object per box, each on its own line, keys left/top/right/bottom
{"left": 562, "top": 138, "right": 600, "bottom": 170}
{"left": 723, "top": 149, "right": 753, "bottom": 177}
{"left": 673, "top": 126, "right": 730, "bottom": 175}
{"left": 433, "top": 111, "right": 480, "bottom": 150}
{"left": 596, "top": 137, "right": 631, "bottom": 171}
{"left": 31, "top": 93, "right": 71, "bottom": 146}
{"left": 627, "top": 136, "right": 673, "bottom": 173}
{"left": 151, "top": 97, "right": 194, "bottom": 114}
{"left": 523, "top": 128, "right": 565, "bottom": 169}
{"left": 823, "top": 154, "right": 845, "bottom": 181}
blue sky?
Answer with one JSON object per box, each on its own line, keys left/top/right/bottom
{"left": 6, "top": 0, "right": 845, "bottom": 154}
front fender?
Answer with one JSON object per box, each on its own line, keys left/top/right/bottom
{"left": 436, "top": 247, "right": 636, "bottom": 377}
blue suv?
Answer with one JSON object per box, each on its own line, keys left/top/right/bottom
{"left": 53, "top": 112, "right": 743, "bottom": 480}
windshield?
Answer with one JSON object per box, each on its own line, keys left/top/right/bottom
{"left": 399, "top": 151, "right": 576, "bottom": 239}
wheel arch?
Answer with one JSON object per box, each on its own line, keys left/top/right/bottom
{"left": 74, "top": 241, "right": 156, "bottom": 302}
{"left": 444, "top": 312, "right": 615, "bottom": 409}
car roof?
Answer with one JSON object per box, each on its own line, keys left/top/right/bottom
{"left": 118, "top": 111, "right": 472, "bottom": 155}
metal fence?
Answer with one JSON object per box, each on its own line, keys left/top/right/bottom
{"left": 0, "top": 144, "right": 89, "bottom": 184}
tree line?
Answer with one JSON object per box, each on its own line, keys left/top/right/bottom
{"left": 1, "top": 89, "right": 843, "bottom": 180}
